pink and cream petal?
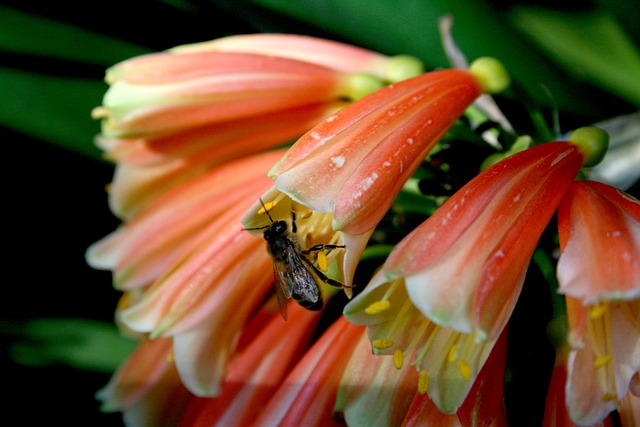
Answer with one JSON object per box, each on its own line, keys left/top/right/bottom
{"left": 565, "top": 298, "right": 640, "bottom": 425}
{"left": 169, "top": 33, "right": 404, "bottom": 78}
{"left": 339, "top": 331, "right": 417, "bottom": 427}
{"left": 92, "top": 154, "right": 278, "bottom": 289}
{"left": 557, "top": 181, "right": 640, "bottom": 304}
{"left": 181, "top": 302, "right": 321, "bottom": 426}
{"left": 387, "top": 142, "right": 583, "bottom": 338}
{"left": 253, "top": 317, "right": 365, "bottom": 427}
{"left": 104, "top": 104, "right": 341, "bottom": 218}
{"left": 271, "top": 70, "right": 482, "bottom": 222}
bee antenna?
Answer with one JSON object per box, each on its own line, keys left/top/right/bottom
{"left": 258, "top": 197, "right": 275, "bottom": 223}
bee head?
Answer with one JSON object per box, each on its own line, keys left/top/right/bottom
{"left": 264, "top": 220, "right": 288, "bottom": 240}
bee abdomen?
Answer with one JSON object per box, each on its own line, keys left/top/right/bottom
{"left": 292, "top": 293, "right": 323, "bottom": 311}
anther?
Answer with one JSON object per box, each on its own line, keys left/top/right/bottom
{"left": 448, "top": 344, "right": 458, "bottom": 363}
{"left": 258, "top": 200, "right": 277, "bottom": 215}
{"left": 299, "top": 210, "right": 313, "bottom": 219}
{"left": 594, "top": 355, "right": 612, "bottom": 368}
{"left": 601, "top": 392, "right": 616, "bottom": 402}
{"left": 393, "top": 349, "right": 404, "bottom": 369}
{"left": 418, "top": 370, "right": 429, "bottom": 394}
{"left": 365, "top": 300, "right": 391, "bottom": 315}
{"left": 458, "top": 360, "right": 472, "bottom": 381}
{"left": 372, "top": 338, "right": 394, "bottom": 349}
{"left": 589, "top": 303, "right": 608, "bottom": 319}
{"left": 317, "top": 251, "right": 329, "bottom": 271}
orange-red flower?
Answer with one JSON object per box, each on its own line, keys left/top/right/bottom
{"left": 170, "top": 33, "right": 424, "bottom": 82}
{"left": 556, "top": 180, "right": 640, "bottom": 425}
{"left": 89, "top": 151, "right": 284, "bottom": 397}
{"left": 401, "top": 328, "right": 508, "bottom": 427}
{"left": 270, "top": 58, "right": 509, "bottom": 236}
{"left": 245, "top": 58, "right": 510, "bottom": 289}
{"left": 252, "top": 316, "right": 365, "bottom": 426}
{"left": 87, "top": 150, "right": 284, "bottom": 290}
{"left": 100, "top": 103, "right": 343, "bottom": 218}
{"left": 344, "top": 133, "right": 601, "bottom": 412}
{"left": 177, "top": 302, "right": 322, "bottom": 426}
{"left": 92, "top": 34, "right": 417, "bottom": 218}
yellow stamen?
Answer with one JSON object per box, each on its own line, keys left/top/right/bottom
{"left": 167, "top": 349, "right": 175, "bottom": 363}
{"left": 298, "top": 209, "right": 313, "bottom": 219}
{"left": 585, "top": 301, "right": 618, "bottom": 404}
{"left": 372, "top": 338, "right": 394, "bottom": 349}
{"left": 594, "top": 355, "right": 612, "bottom": 368}
{"left": 117, "top": 292, "right": 131, "bottom": 310}
{"left": 317, "top": 251, "right": 329, "bottom": 271}
{"left": 601, "top": 392, "right": 616, "bottom": 402}
{"left": 448, "top": 344, "right": 458, "bottom": 362}
{"left": 458, "top": 360, "right": 472, "bottom": 381}
{"left": 365, "top": 300, "right": 391, "bottom": 315}
{"left": 258, "top": 200, "right": 278, "bottom": 215}
{"left": 589, "top": 303, "right": 608, "bottom": 319}
{"left": 394, "top": 349, "right": 404, "bottom": 369}
{"left": 418, "top": 370, "right": 429, "bottom": 394}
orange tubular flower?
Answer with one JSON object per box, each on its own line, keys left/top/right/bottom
{"left": 87, "top": 150, "right": 285, "bottom": 290}
{"left": 402, "top": 328, "right": 508, "bottom": 427}
{"left": 178, "top": 302, "right": 322, "bottom": 427}
{"left": 344, "top": 135, "right": 596, "bottom": 412}
{"left": 251, "top": 316, "right": 365, "bottom": 427}
{"left": 556, "top": 180, "right": 640, "bottom": 425}
{"left": 337, "top": 327, "right": 419, "bottom": 427}
{"left": 100, "top": 102, "right": 344, "bottom": 219}
{"left": 92, "top": 34, "right": 415, "bottom": 218}
{"left": 116, "top": 198, "right": 274, "bottom": 397}
{"left": 89, "top": 152, "right": 284, "bottom": 397}
{"left": 169, "top": 33, "right": 424, "bottom": 82}
{"left": 255, "top": 57, "right": 510, "bottom": 288}
{"left": 543, "top": 343, "right": 617, "bottom": 427}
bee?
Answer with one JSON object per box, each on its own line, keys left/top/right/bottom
{"left": 245, "top": 199, "right": 345, "bottom": 320}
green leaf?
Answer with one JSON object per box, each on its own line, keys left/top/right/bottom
{"left": 510, "top": 7, "right": 640, "bottom": 107}
{"left": 0, "top": 318, "right": 137, "bottom": 374}
{"left": 360, "top": 244, "right": 395, "bottom": 261}
{"left": 0, "top": 5, "right": 148, "bottom": 65}
{"left": 0, "top": 67, "right": 106, "bottom": 159}
{"left": 393, "top": 189, "right": 441, "bottom": 217}
{"left": 246, "top": 0, "right": 610, "bottom": 117}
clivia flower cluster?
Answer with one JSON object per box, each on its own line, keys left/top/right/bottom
{"left": 86, "top": 32, "right": 639, "bottom": 426}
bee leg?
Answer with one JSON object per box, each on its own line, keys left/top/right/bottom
{"left": 242, "top": 224, "right": 270, "bottom": 231}
{"left": 291, "top": 211, "right": 297, "bottom": 233}
{"left": 303, "top": 244, "right": 351, "bottom": 289}
{"left": 306, "top": 262, "right": 346, "bottom": 289}
{"left": 302, "top": 244, "right": 346, "bottom": 253}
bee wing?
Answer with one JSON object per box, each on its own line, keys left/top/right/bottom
{"left": 286, "top": 244, "right": 321, "bottom": 305}
{"left": 273, "top": 261, "right": 293, "bottom": 320}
